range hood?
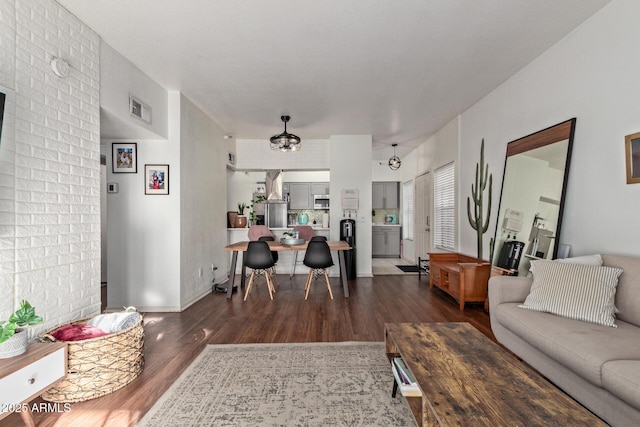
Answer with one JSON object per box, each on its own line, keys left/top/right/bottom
{"left": 265, "top": 170, "right": 285, "bottom": 202}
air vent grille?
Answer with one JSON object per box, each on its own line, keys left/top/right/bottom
{"left": 129, "top": 95, "right": 152, "bottom": 124}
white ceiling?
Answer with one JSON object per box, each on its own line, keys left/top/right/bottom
{"left": 57, "top": 0, "right": 610, "bottom": 160}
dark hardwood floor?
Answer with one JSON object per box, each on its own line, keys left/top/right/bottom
{"left": 2, "top": 273, "right": 492, "bottom": 427}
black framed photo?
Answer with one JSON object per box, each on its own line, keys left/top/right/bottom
{"left": 145, "top": 164, "right": 169, "bottom": 195}
{"left": 625, "top": 132, "right": 640, "bottom": 184}
{"left": 112, "top": 142, "right": 138, "bottom": 173}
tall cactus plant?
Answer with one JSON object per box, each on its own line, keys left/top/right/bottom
{"left": 467, "top": 139, "right": 493, "bottom": 259}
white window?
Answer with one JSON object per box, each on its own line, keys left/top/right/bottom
{"left": 433, "top": 162, "right": 455, "bottom": 251}
{"left": 402, "top": 180, "right": 414, "bottom": 240}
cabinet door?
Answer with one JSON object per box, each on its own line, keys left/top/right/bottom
{"left": 385, "top": 229, "right": 401, "bottom": 256}
{"left": 384, "top": 182, "right": 399, "bottom": 209}
{"left": 372, "top": 229, "right": 385, "bottom": 256}
{"left": 289, "top": 182, "right": 311, "bottom": 209}
{"left": 311, "top": 182, "right": 329, "bottom": 195}
{"left": 372, "top": 182, "right": 385, "bottom": 209}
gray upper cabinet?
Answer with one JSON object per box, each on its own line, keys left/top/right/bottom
{"left": 289, "top": 182, "right": 311, "bottom": 209}
{"left": 288, "top": 182, "right": 330, "bottom": 209}
{"left": 372, "top": 182, "right": 399, "bottom": 209}
{"left": 311, "top": 182, "right": 330, "bottom": 195}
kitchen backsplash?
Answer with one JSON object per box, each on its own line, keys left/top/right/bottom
{"left": 372, "top": 209, "right": 399, "bottom": 223}
{"left": 288, "top": 209, "right": 329, "bottom": 226}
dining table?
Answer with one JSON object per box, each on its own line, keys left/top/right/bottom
{"left": 223, "top": 240, "right": 352, "bottom": 299}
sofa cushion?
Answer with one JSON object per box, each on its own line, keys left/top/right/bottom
{"left": 602, "top": 255, "right": 640, "bottom": 327}
{"left": 494, "top": 302, "right": 640, "bottom": 387}
{"left": 519, "top": 260, "right": 622, "bottom": 327}
{"left": 602, "top": 361, "right": 640, "bottom": 409}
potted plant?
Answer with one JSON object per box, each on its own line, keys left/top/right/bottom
{"left": 249, "top": 195, "right": 267, "bottom": 225}
{"left": 235, "top": 202, "right": 248, "bottom": 228}
{"left": 0, "top": 300, "right": 43, "bottom": 358}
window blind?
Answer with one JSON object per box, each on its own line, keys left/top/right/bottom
{"left": 434, "top": 162, "right": 455, "bottom": 251}
{"left": 402, "top": 180, "right": 414, "bottom": 240}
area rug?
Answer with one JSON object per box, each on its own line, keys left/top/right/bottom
{"left": 138, "top": 342, "right": 416, "bottom": 427}
{"left": 396, "top": 265, "right": 420, "bottom": 273}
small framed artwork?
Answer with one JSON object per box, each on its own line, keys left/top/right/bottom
{"left": 112, "top": 143, "right": 138, "bottom": 173}
{"left": 145, "top": 164, "right": 169, "bottom": 195}
{"left": 625, "top": 132, "right": 640, "bottom": 184}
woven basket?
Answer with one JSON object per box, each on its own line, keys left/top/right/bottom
{"left": 39, "top": 314, "right": 144, "bottom": 403}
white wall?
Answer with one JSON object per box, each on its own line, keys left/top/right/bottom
{"left": 179, "top": 94, "right": 228, "bottom": 307}
{"left": 100, "top": 40, "right": 168, "bottom": 140}
{"left": 106, "top": 94, "right": 180, "bottom": 311}
{"left": 0, "top": 0, "right": 101, "bottom": 331}
{"left": 329, "top": 135, "right": 372, "bottom": 276}
{"left": 458, "top": 0, "right": 640, "bottom": 259}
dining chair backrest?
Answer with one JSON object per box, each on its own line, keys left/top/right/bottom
{"left": 310, "top": 236, "right": 327, "bottom": 242}
{"left": 303, "top": 240, "right": 334, "bottom": 269}
{"left": 248, "top": 225, "right": 275, "bottom": 241}
{"left": 245, "top": 241, "right": 275, "bottom": 270}
{"left": 258, "top": 236, "right": 278, "bottom": 263}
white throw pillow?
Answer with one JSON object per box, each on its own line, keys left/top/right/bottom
{"left": 519, "top": 260, "right": 623, "bottom": 327}
{"left": 530, "top": 253, "right": 603, "bottom": 273}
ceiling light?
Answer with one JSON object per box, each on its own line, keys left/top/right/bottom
{"left": 388, "top": 143, "right": 401, "bottom": 170}
{"left": 270, "top": 115, "right": 301, "bottom": 152}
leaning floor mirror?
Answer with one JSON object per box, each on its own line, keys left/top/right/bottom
{"left": 492, "top": 118, "right": 576, "bottom": 276}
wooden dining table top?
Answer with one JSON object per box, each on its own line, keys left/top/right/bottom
{"left": 224, "top": 240, "right": 351, "bottom": 252}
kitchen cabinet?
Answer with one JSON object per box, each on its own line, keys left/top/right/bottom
{"left": 311, "top": 182, "right": 330, "bottom": 195}
{"left": 287, "top": 182, "right": 330, "bottom": 209}
{"left": 289, "top": 182, "right": 312, "bottom": 209}
{"left": 372, "top": 182, "right": 399, "bottom": 209}
{"left": 372, "top": 225, "right": 401, "bottom": 257}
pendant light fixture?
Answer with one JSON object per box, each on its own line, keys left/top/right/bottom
{"left": 270, "top": 115, "right": 301, "bottom": 152}
{"left": 388, "top": 143, "right": 401, "bottom": 170}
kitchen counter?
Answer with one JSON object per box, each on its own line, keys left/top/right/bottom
{"left": 227, "top": 227, "right": 330, "bottom": 231}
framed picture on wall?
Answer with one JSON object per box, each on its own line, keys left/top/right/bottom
{"left": 112, "top": 142, "right": 138, "bottom": 173}
{"left": 625, "top": 132, "right": 640, "bottom": 184}
{"left": 145, "top": 164, "right": 169, "bottom": 195}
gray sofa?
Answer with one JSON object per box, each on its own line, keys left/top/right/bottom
{"left": 489, "top": 254, "right": 640, "bottom": 427}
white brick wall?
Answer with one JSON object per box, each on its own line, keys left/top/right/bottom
{"left": 0, "top": 0, "right": 101, "bottom": 333}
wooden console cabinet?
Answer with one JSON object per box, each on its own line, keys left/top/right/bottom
{"left": 428, "top": 252, "right": 490, "bottom": 311}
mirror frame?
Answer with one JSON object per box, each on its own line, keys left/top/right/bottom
{"left": 493, "top": 118, "right": 576, "bottom": 273}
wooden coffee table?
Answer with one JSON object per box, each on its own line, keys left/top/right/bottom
{"left": 385, "top": 322, "right": 606, "bottom": 426}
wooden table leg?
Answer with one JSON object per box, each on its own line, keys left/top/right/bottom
{"left": 227, "top": 251, "right": 238, "bottom": 299}
{"left": 338, "top": 250, "right": 349, "bottom": 297}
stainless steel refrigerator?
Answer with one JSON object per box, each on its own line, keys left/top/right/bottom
{"left": 261, "top": 201, "right": 288, "bottom": 228}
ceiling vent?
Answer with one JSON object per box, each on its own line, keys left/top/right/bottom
{"left": 129, "top": 95, "right": 152, "bottom": 124}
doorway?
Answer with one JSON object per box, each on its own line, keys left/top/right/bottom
{"left": 414, "top": 172, "right": 431, "bottom": 264}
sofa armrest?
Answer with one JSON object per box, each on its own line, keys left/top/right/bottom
{"left": 488, "top": 275, "right": 533, "bottom": 312}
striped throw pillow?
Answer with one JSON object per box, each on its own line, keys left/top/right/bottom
{"left": 519, "top": 260, "right": 623, "bottom": 327}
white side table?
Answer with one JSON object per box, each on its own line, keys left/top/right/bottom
{"left": 0, "top": 342, "right": 67, "bottom": 426}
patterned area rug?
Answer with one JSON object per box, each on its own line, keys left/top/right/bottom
{"left": 139, "top": 342, "right": 416, "bottom": 426}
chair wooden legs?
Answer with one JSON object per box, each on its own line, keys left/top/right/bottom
{"left": 244, "top": 271, "right": 256, "bottom": 301}
{"left": 305, "top": 268, "right": 333, "bottom": 300}
{"left": 304, "top": 270, "right": 314, "bottom": 300}
{"left": 324, "top": 270, "right": 334, "bottom": 299}
{"left": 244, "top": 269, "right": 276, "bottom": 301}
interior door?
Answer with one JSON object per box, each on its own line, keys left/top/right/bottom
{"left": 415, "top": 172, "right": 431, "bottom": 264}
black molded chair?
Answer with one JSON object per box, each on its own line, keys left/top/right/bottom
{"left": 243, "top": 241, "right": 276, "bottom": 301}
{"left": 303, "top": 240, "right": 334, "bottom": 300}
{"left": 310, "top": 236, "right": 327, "bottom": 242}
{"left": 258, "top": 236, "right": 278, "bottom": 286}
